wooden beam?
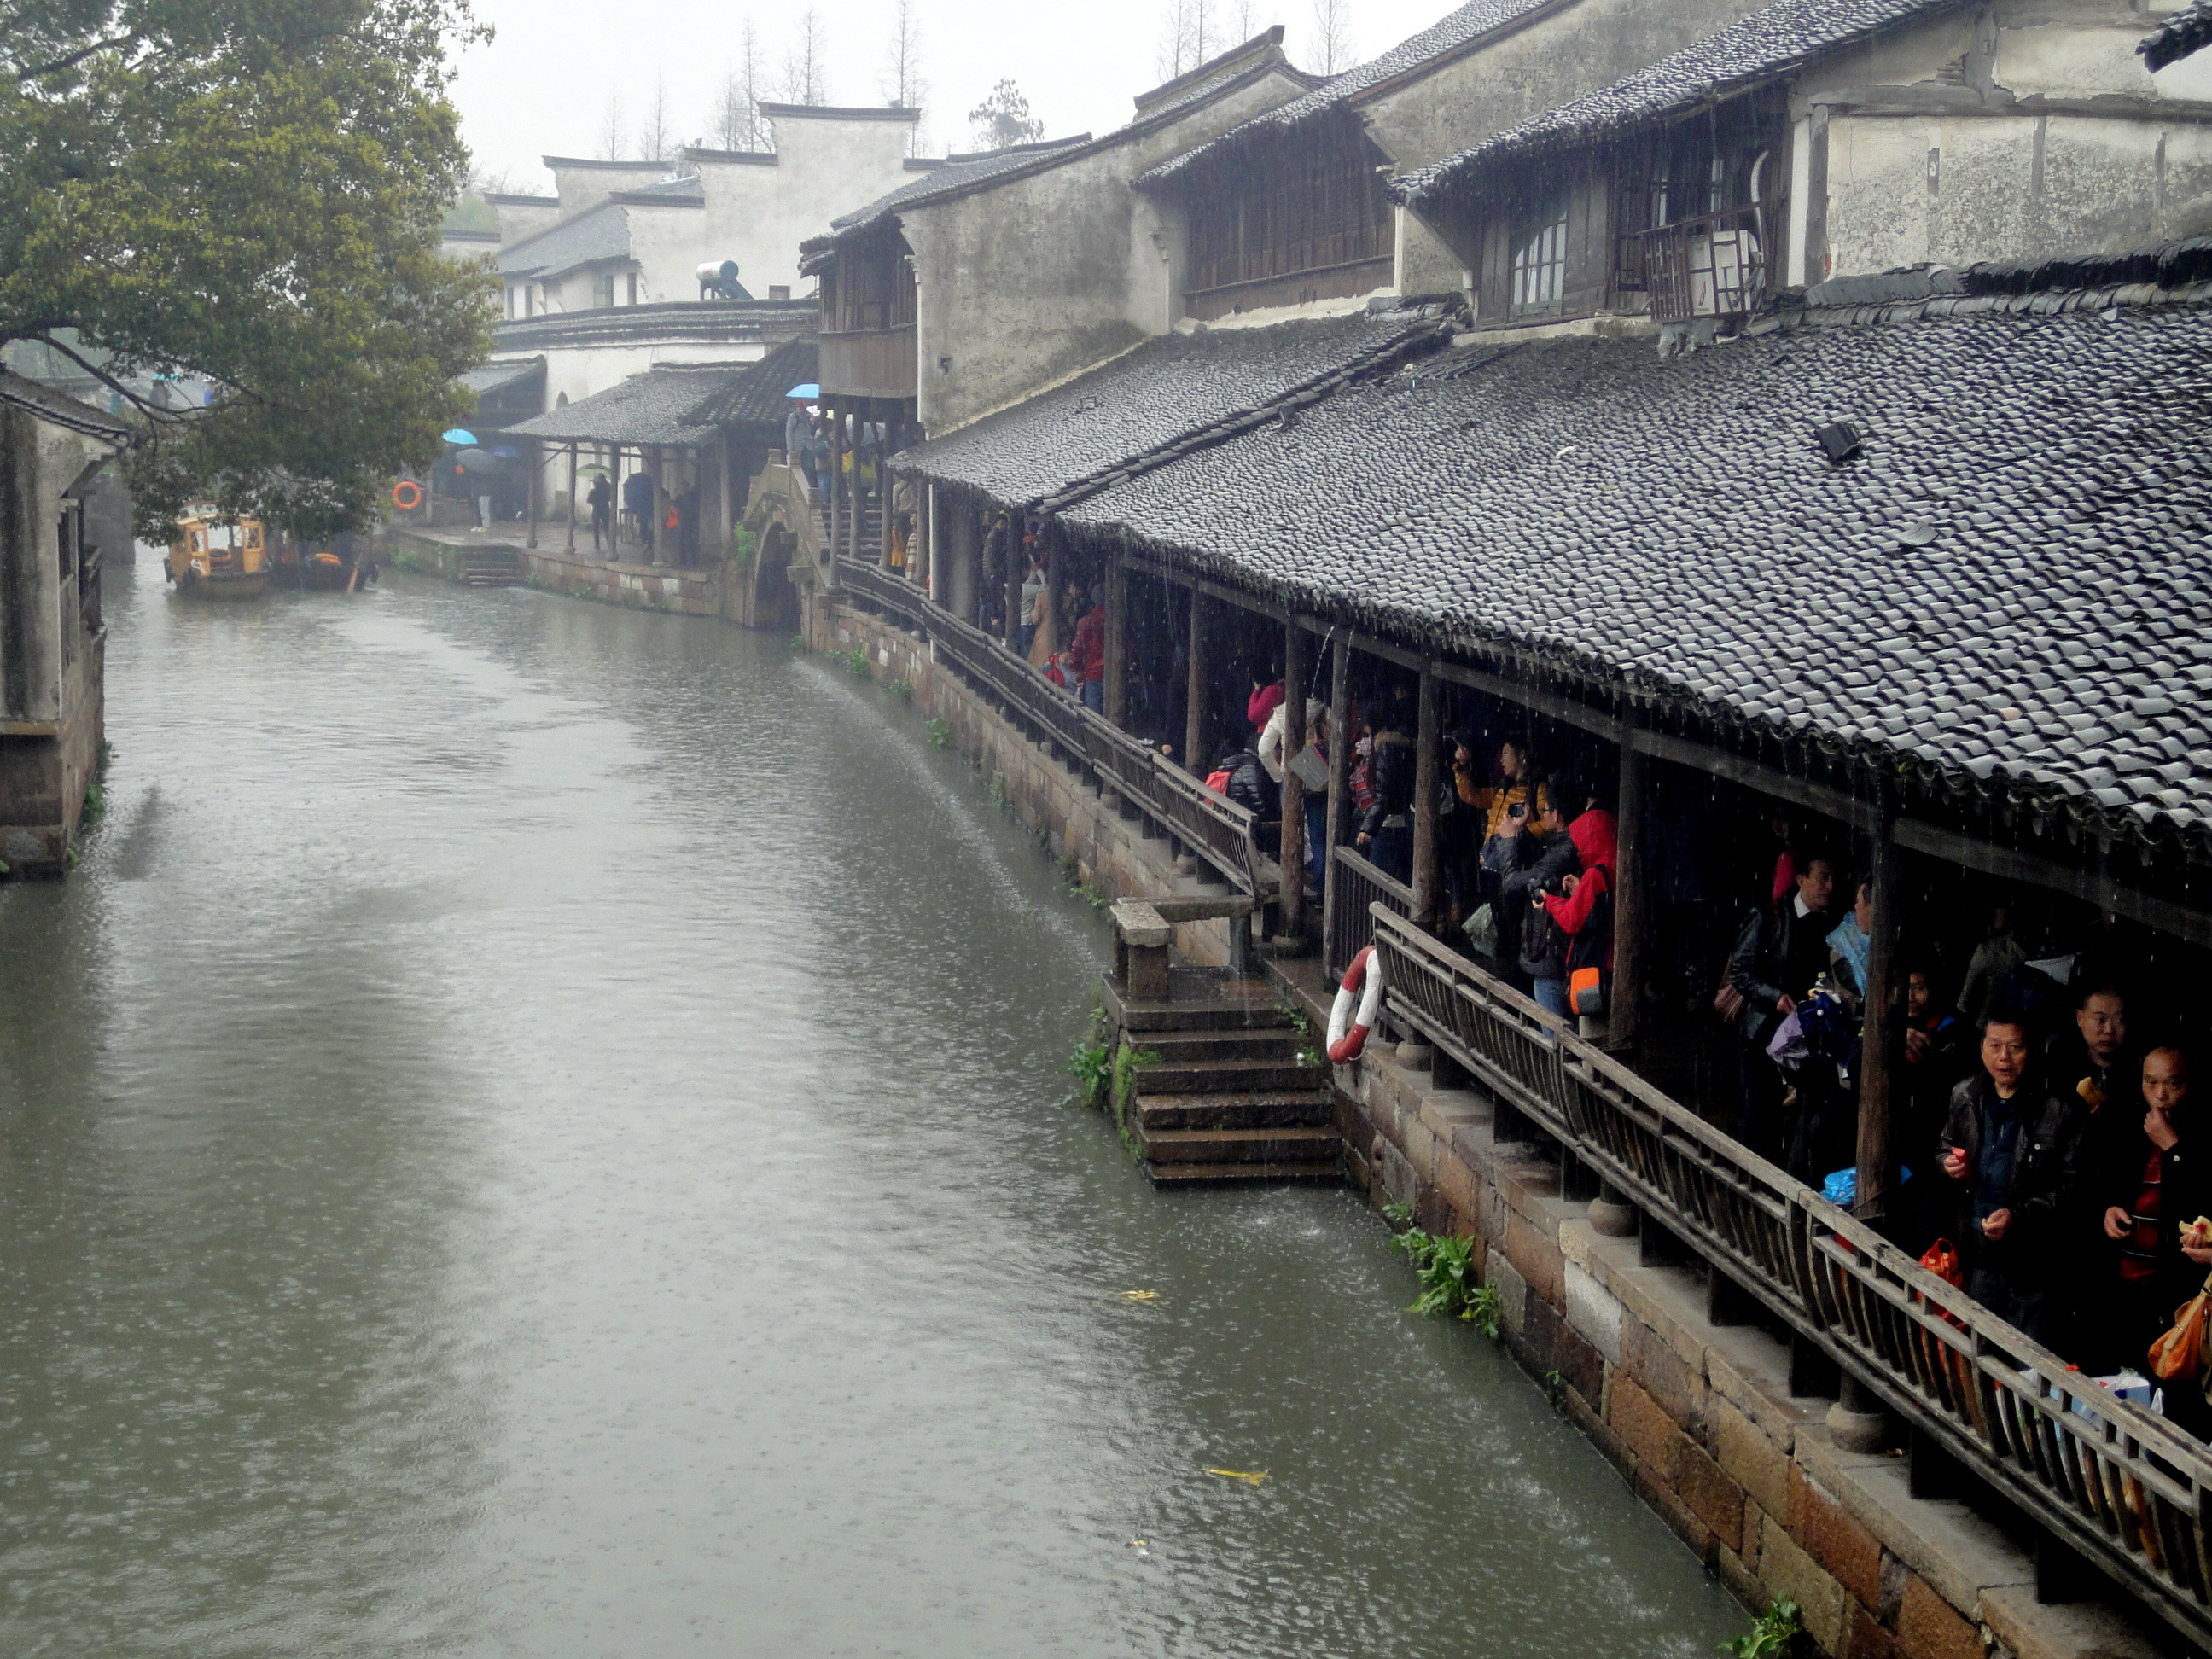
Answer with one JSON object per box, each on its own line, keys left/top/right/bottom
{"left": 1281, "top": 622, "right": 1308, "bottom": 940}
{"left": 565, "top": 445, "right": 578, "bottom": 553}
{"left": 1104, "top": 558, "right": 1129, "bottom": 728}
{"left": 525, "top": 439, "right": 539, "bottom": 550}
{"left": 1184, "top": 586, "right": 1210, "bottom": 777}
{"left": 1412, "top": 667, "right": 1441, "bottom": 928}
{"left": 1610, "top": 741, "right": 1645, "bottom": 1051}
{"left": 1894, "top": 816, "right": 2212, "bottom": 952}
{"left": 1323, "top": 632, "right": 1353, "bottom": 973}
{"left": 1856, "top": 790, "right": 1901, "bottom": 1222}
{"left": 1632, "top": 728, "right": 1879, "bottom": 833}
{"left": 828, "top": 412, "right": 845, "bottom": 586}
{"left": 1429, "top": 656, "right": 1623, "bottom": 743}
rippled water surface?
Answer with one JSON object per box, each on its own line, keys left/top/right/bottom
{"left": 0, "top": 563, "right": 1741, "bottom": 1656}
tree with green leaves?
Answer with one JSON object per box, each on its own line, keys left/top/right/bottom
{"left": 967, "top": 79, "right": 1043, "bottom": 151}
{"left": 2, "top": 0, "right": 498, "bottom": 541}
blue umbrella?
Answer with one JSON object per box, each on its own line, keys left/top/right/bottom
{"left": 783, "top": 383, "right": 819, "bottom": 400}
{"left": 442, "top": 428, "right": 478, "bottom": 445}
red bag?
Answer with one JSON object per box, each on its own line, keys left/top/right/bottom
{"left": 1204, "top": 770, "right": 1231, "bottom": 795}
{"left": 1919, "top": 1237, "right": 1965, "bottom": 1288}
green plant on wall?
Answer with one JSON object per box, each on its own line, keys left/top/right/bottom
{"left": 842, "top": 646, "right": 870, "bottom": 678}
{"left": 1723, "top": 1601, "right": 1802, "bottom": 1659}
{"left": 927, "top": 717, "right": 950, "bottom": 748}
{"left": 1390, "top": 1225, "right": 1496, "bottom": 1331}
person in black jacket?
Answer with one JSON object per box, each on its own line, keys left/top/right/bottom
{"left": 1726, "top": 854, "right": 1837, "bottom": 1163}
{"left": 2093, "top": 1049, "right": 2209, "bottom": 1398}
{"left": 1353, "top": 698, "right": 1417, "bottom": 884}
{"left": 1213, "top": 748, "right": 1277, "bottom": 820}
{"left": 1936, "top": 1016, "right": 2085, "bottom": 1351}
{"left": 1494, "top": 781, "right": 1580, "bottom": 1020}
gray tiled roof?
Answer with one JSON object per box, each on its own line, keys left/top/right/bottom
{"left": 498, "top": 201, "right": 630, "bottom": 278}
{"left": 1140, "top": 0, "right": 1558, "bottom": 186}
{"left": 1048, "top": 264, "right": 2212, "bottom": 849}
{"left": 504, "top": 364, "right": 747, "bottom": 446}
{"left": 1398, "top": 0, "right": 1954, "bottom": 202}
{"left": 457, "top": 358, "right": 544, "bottom": 396}
{"left": 682, "top": 337, "right": 820, "bottom": 428}
{"left": 0, "top": 369, "right": 135, "bottom": 442}
{"left": 894, "top": 308, "right": 1450, "bottom": 506}
{"left": 2143, "top": 0, "right": 2212, "bottom": 69}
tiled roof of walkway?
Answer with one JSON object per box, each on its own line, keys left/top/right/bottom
{"left": 1043, "top": 258, "right": 2212, "bottom": 851}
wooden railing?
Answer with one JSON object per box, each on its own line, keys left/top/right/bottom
{"left": 1365, "top": 904, "right": 2212, "bottom": 1649}
{"left": 1325, "top": 843, "right": 1413, "bottom": 978}
{"left": 836, "top": 562, "right": 1273, "bottom": 899}
{"left": 1641, "top": 205, "right": 1767, "bottom": 323}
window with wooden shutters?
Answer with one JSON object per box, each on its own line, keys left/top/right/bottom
{"left": 1183, "top": 119, "right": 1393, "bottom": 297}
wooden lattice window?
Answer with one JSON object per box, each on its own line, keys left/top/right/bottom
{"left": 1511, "top": 201, "right": 1567, "bottom": 317}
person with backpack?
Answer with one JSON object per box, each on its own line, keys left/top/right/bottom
{"left": 1543, "top": 787, "right": 1617, "bottom": 1036}
{"left": 1726, "top": 853, "right": 1837, "bottom": 1164}
{"left": 1495, "top": 781, "right": 1580, "bottom": 1020}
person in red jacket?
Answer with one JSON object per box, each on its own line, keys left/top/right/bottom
{"left": 1247, "top": 672, "right": 1284, "bottom": 736}
{"left": 1543, "top": 796, "right": 1618, "bottom": 1034}
{"left": 1072, "top": 591, "right": 1107, "bottom": 713}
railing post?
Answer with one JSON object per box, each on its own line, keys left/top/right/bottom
{"left": 1610, "top": 738, "right": 1645, "bottom": 1051}
{"left": 1279, "top": 622, "right": 1307, "bottom": 944}
{"left": 1411, "top": 665, "right": 1441, "bottom": 930}
{"left": 1322, "top": 635, "right": 1352, "bottom": 974}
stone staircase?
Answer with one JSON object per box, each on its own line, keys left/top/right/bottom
{"left": 1103, "top": 908, "right": 1340, "bottom": 1186}
{"left": 458, "top": 544, "right": 522, "bottom": 586}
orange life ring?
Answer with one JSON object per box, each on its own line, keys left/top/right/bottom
{"left": 390, "top": 479, "right": 423, "bottom": 511}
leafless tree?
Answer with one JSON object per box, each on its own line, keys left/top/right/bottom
{"left": 638, "top": 72, "right": 674, "bottom": 164}
{"left": 777, "top": 9, "right": 829, "bottom": 106}
{"left": 967, "top": 79, "right": 1043, "bottom": 150}
{"left": 1156, "top": 0, "right": 1219, "bottom": 79}
{"left": 463, "top": 160, "right": 517, "bottom": 196}
{"left": 1225, "top": 0, "right": 1260, "bottom": 44}
{"left": 880, "top": 0, "right": 928, "bottom": 153}
{"left": 714, "top": 19, "right": 769, "bottom": 150}
{"left": 1308, "top": 0, "right": 1353, "bottom": 75}
{"left": 599, "top": 90, "right": 624, "bottom": 161}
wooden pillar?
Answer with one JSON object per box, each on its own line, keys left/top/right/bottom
{"left": 525, "top": 440, "right": 539, "bottom": 550}
{"left": 565, "top": 445, "right": 578, "bottom": 553}
{"left": 1280, "top": 623, "right": 1308, "bottom": 940}
{"left": 1855, "top": 790, "right": 1902, "bottom": 1221}
{"left": 1321, "top": 633, "right": 1353, "bottom": 972}
{"left": 1411, "top": 666, "right": 1441, "bottom": 929}
{"left": 1103, "top": 558, "right": 1129, "bottom": 726}
{"left": 926, "top": 483, "right": 941, "bottom": 603}
{"left": 649, "top": 445, "right": 668, "bottom": 566}
{"left": 847, "top": 402, "right": 866, "bottom": 570}
{"left": 609, "top": 444, "right": 622, "bottom": 553}
{"left": 1610, "top": 741, "right": 1646, "bottom": 1050}
{"left": 1004, "top": 515, "right": 1022, "bottom": 651}
{"left": 827, "top": 410, "right": 844, "bottom": 585}
{"left": 1183, "top": 585, "right": 1210, "bottom": 775}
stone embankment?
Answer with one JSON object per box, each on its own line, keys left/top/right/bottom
{"left": 818, "top": 593, "right": 2176, "bottom": 1659}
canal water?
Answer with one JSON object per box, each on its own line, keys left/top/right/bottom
{"left": 0, "top": 562, "right": 1741, "bottom": 1657}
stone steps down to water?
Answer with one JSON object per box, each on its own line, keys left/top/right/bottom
{"left": 459, "top": 544, "right": 521, "bottom": 586}
{"left": 1102, "top": 963, "right": 1342, "bottom": 1185}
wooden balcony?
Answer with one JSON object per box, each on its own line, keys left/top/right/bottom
{"left": 819, "top": 326, "right": 917, "bottom": 400}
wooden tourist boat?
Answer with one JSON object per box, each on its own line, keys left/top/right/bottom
{"left": 166, "top": 506, "right": 269, "bottom": 599}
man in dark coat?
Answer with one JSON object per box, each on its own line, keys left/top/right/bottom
{"left": 1936, "top": 1016, "right": 2085, "bottom": 1351}
{"left": 1726, "top": 854, "right": 1837, "bottom": 1163}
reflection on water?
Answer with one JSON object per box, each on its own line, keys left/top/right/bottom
{"left": 0, "top": 563, "right": 1740, "bottom": 1656}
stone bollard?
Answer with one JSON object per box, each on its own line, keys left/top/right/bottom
{"left": 1587, "top": 1181, "right": 1638, "bottom": 1237}
{"left": 1826, "top": 1372, "right": 1889, "bottom": 1452}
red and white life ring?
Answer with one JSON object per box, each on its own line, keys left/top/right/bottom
{"left": 1326, "top": 946, "right": 1385, "bottom": 1064}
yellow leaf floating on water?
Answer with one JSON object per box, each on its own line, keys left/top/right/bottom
{"left": 1118, "top": 1289, "right": 1160, "bottom": 1301}
{"left": 1204, "top": 1468, "right": 1269, "bottom": 1486}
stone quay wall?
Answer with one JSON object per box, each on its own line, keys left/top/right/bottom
{"left": 383, "top": 530, "right": 723, "bottom": 619}
{"left": 822, "top": 587, "right": 2175, "bottom": 1659}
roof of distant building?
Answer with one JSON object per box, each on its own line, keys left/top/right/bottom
{"left": 491, "top": 300, "right": 814, "bottom": 353}
{"left": 681, "top": 337, "right": 822, "bottom": 428}
{"left": 813, "top": 29, "right": 1311, "bottom": 254}
{"left": 893, "top": 306, "right": 1451, "bottom": 506}
{"left": 457, "top": 357, "right": 544, "bottom": 397}
{"left": 504, "top": 362, "right": 749, "bottom": 446}
{"left": 0, "top": 369, "right": 135, "bottom": 443}
{"left": 1397, "top": 0, "right": 1957, "bottom": 203}
{"left": 758, "top": 102, "right": 921, "bottom": 122}
{"left": 498, "top": 201, "right": 632, "bottom": 279}
{"left": 2142, "top": 0, "right": 2212, "bottom": 69}
{"left": 1139, "top": 0, "right": 1561, "bottom": 188}
{"left": 1036, "top": 241, "right": 2212, "bottom": 851}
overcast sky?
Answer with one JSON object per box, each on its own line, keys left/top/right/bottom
{"left": 451, "top": 0, "right": 1450, "bottom": 189}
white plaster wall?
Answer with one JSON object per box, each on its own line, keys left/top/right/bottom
{"left": 492, "top": 199, "right": 562, "bottom": 247}
{"left": 694, "top": 115, "right": 917, "bottom": 300}
{"left": 538, "top": 336, "right": 768, "bottom": 416}
{"left": 550, "top": 160, "right": 672, "bottom": 218}
{"left": 623, "top": 202, "right": 710, "bottom": 304}
{"left": 906, "top": 67, "right": 1311, "bottom": 431}
{"left": 1808, "top": 4, "right": 2212, "bottom": 277}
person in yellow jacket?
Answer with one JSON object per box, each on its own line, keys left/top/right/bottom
{"left": 1455, "top": 734, "right": 1536, "bottom": 846}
